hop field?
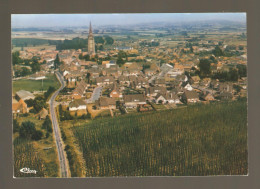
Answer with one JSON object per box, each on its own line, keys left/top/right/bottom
{"left": 73, "top": 100, "right": 248, "bottom": 176}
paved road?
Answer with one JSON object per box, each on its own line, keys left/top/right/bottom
{"left": 86, "top": 86, "right": 103, "bottom": 103}
{"left": 49, "top": 72, "right": 69, "bottom": 178}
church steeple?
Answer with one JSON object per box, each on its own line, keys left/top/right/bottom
{"left": 88, "top": 21, "right": 95, "bottom": 55}
{"left": 89, "top": 22, "right": 93, "bottom": 34}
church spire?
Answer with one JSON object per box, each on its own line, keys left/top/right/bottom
{"left": 89, "top": 22, "right": 93, "bottom": 34}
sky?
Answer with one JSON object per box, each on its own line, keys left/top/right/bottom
{"left": 11, "top": 13, "right": 246, "bottom": 28}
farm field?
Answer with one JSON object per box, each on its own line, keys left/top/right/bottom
{"left": 13, "top": 73, "right": 60, "bottom": 93}
{"left": 72, "top": 100, "right": 247, "bottom": 176}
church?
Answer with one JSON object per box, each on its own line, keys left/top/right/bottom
{"left": 88, "top": 22, "right": 95, "bottom": 55}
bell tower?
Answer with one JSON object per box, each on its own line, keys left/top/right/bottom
{"left": 88, "top": 22, "right": 95, "bottom": 55}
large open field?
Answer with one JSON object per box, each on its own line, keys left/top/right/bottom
{"left": 72, "top": 100, "right": 247, "bottom": 176}
{"left": 12, "top": 73, "right": 60, "bottom": 93}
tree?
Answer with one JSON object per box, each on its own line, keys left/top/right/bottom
{"left": 79, "top": 53, "right": 84, "bottom": 60}
{"left": 25, "top": 99, "right": 34, "bottom": 107}
{"left": 229, "top": 68, "right": 239, "bottom": 81}
{"left": 20, "top": 67, "right": 31, "bottom": 77}
{"left": 44, "top": 86, "right": 56, "bottom": 100}
{"left": 94, "top": 36, "right": 105, "bottom": 44}
{"left": 84, "top": 54, "right": 90, "bottom": 61}
{"left": 31, "top": 130, "right": 43, "bottom": 141}
{"left": 237, "top": 64, "right": 247, "bottom": 78}
{"left": 116, "top": 50, "right": 127, "bottom": 67}
{"left": 42, "top": 115, "right": 53, "bottom": 133}
{"left": 19, "top": 121, "right": 36, "bottom": 139}
{"left": 31, "top": 62, "right": 41, "bottom": 73}
{"left": 54, "top": 54, "right": 61, "bottom": 69}
{"left": 33, "top": 96, "right": 47, "bottom": 113}
{"left": 198, "top": 59, "right": 211, "bottom": 77}
{"left": 13, "top": 119, "right": 20, "bottom": 133}
{"left": 12, "top": 51, "right": 21, "bottom": 65}
{"left": 86, "top": 72, "right": 91, "bottom": 83}
{"left": 213, "top": 46, "right": 224, "bottom": 57}
{"left": 104, "top": 36, "right": 114, "bottom": 45}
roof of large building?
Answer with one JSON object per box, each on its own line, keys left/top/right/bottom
{"left": 69, "top": 99, "right": 87, "bottom": 108}
{"left": 98, "top": 97, "right": 116, "bottom": 107}
{"left": 124, "top": 94, "right": 146, "bottom": 103}
{"left": 16, "top": 90, "right": 35, "bottom": 100}
{"left": 183, "top": 90, "right": 199, "bottom": 99}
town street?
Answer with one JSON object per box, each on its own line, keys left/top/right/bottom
{"left": 49, "top": 71, "right": 69, "bottom": 177}
{"left": 86, "top": 86, "right": 103, "bottom": 103}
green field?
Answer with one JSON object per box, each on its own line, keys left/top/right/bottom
{"left": 72, "top": 100, "right": 247, "bottom": 176}
{"left": 12, "top": 74, "right": 60, "bottom": 93}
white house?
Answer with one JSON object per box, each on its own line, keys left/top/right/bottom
{"left": 69, "top": 99, "right": 87, "bottom": 111}
{"left": 184, "top": 83, "right": 193, "bottom": 91}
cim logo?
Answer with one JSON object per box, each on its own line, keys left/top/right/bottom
{"left": 20, "top": 167, "right": 37, "bottom": 174}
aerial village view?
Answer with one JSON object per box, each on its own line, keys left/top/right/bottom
{"left": 12, "top": 14, "right": 247, "bottom": 177}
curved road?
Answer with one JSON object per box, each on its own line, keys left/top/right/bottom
{"left": 49, "top": 71, "right": 69, "bottom": 177}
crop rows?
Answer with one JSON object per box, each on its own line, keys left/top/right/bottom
{"left": 13, "top": 138, "right": 45, "bottom": 177}
{"left": 73, "top": 100, "right": 247, "bottom": 176}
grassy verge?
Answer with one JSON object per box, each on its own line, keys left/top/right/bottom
{"left": 59, "top": 120, "right": 87, "bottom": 177}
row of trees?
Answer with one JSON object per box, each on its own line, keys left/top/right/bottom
{"left": 196, "top": 58, "right": 246, "bottom": 81}
{"left": 12, "top": 52, "right": 41, "bottom": 77}
{"left": 54, "top": 36, "right": 114, "bottom": 50}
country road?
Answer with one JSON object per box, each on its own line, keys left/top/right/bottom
{"left": 49, "top": 71, "right": 69, "bottom": 177}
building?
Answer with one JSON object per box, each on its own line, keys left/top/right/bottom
{"left": 12, "top": 99, "right": 28, "bottom": 117}
{"left": 15, "top": 90, "right": 35, "bottom": 101}
{"left": 110, "top": 84, "right": 123, "bottom": 98}
{"left": 72, "top": 80, "right": 88, "bottom": 99}
{"left": 182, "top": 90, "right": 200, "bottom": 103}
{"left": 38, "top": 108, "right": 49, "bottom": 120}
{"left": 88, "top": 22, "right": 95, "bottom": 55}
{"left": 154, "top": 92, "right": 181, "bottom": 104}
{"left": 124, "top": 94, "right": 146, "bottom": 108}
{"left": 69, "top": 99, "right": 87, "bottom": 111}
{"left": 96, "top": 97, "right": 117, "bottom": 110}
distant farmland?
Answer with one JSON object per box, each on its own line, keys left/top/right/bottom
{"left": 73, "top": 100, "right": 247, "bottom": 176}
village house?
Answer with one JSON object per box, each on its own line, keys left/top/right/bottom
{"left": 110, "top": 84, "right": 123, "bottom": 98}
{"left": 154, "top": 92, "right": 181, "bottom": 104}
{"left": 96, "top": 76, "right": 115, "bottom": 86}
{"left": 118, "top": 75, "right": 131, "bottom": 87}
{"left": 38, "top": 108, "right": 49, "bottom": 120}
{"left": 200, "top": 92, "right": 215, "bottom": 102}
{"left": 146, "top": 86, "right": 167, "bottom": 97}
{"left": 96, "top": 97, "right": 117, "bottom": 110}
{"left": 182, "top": 90, "right": 200, "bottom": 104}
{"left": 218, "top": 92, "right": 233, "bottom": 100}
{"left": 218, "top": 82, "right": 233, "bottom": 93}
{"left": 123, "top": 94, "right": 147, "bottom": 108}
{"left": 12, "top": 98, "right": 28, "bottom": 117}
{"left": 69, "top": 99, "right": 87, "bottom": 116}
{"left": 153, "top": 78, "right": 166, "bottom": 87}
{"left": 183, "top": 83, "right": 193, "bottom": 91}
{"left": 72, "top": 80, "right": 88, "bottom": 99}
{"left": 191, "top": 76, "right": 201, "bottom": 84}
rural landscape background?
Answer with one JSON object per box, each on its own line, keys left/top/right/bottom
{"left": 12, "top": 13, "right": 247, "bottom": 177}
